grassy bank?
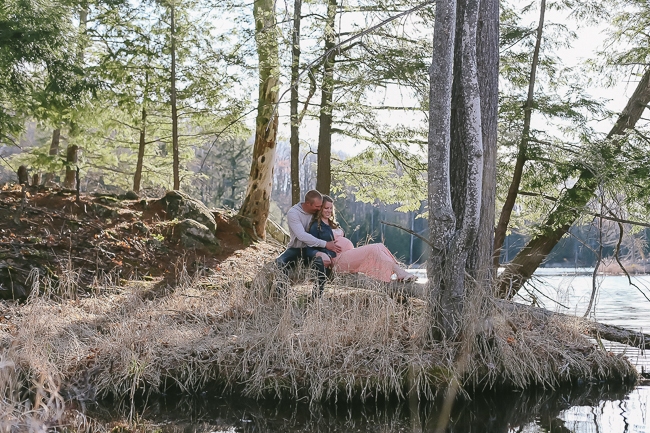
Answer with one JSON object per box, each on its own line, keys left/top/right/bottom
{"left": 0, "top": 242, "right": 638, "bottom": 431}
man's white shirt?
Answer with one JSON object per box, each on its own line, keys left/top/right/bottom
{"left": 286, "top": 202, "right": 327, "bottom": 249}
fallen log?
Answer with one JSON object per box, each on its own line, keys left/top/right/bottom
{"left": 494, "top": 299, "right": 650, "bottom": 350}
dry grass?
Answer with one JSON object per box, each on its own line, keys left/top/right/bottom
{"left": 458, "top": 287, "right": 635, "bottom": 391}
{"left": 0, "top": 242, "right": 638, "bottom": 430}
{"left": 0, "top": 345, "right": 103, "bottom": 432}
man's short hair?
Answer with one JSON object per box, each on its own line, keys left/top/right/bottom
{"left": 304, "top": 190, "right": 323, "bottom": 204}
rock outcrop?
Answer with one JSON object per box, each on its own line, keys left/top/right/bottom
{"left": 158, "top": 190, "right": 217, "bottom": 234}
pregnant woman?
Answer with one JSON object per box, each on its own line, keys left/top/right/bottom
{"left": 307, "top": 196, "right": 417, "bottom": 283}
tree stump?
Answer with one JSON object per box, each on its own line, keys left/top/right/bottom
{"left": 64, "top": 145, "right": 78, "bottom": 189}
{"left": 17, "top": 165, "right": 29, "bottom": 185}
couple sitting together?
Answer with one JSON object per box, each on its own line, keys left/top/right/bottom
{"left": 276, "top": 190, "right": 416, "bottom": 297}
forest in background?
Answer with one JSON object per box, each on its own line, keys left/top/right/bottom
{"left": 1, "top": 0, "right": 649, "bottom": 273}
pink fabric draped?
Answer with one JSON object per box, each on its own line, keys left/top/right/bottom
{"left": 331, "top": 233, "right": 415, "bottom": 283}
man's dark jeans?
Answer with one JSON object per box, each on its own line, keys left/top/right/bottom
{"left": 275, "top": 247, "right": 328, "bottom": 297}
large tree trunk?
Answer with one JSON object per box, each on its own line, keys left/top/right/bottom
{"left": 467, "top": 0, "right": 499, "bottom": 279}
{"left": 452, "top": 0, "right": 485, "bottom": 327}
{"left": 493, "top": 0, "right": 546, "bottom": 270}
{"left": 427, "top": 0, "right": 457, "bottom": 336}
{"left": 170, "top": 4, "right": 180, "bottom": 190}
{"left": 239, "top": 0, "right": 280, "bottom": 239}
{"left": 429, "top": 0, "right": 486, "bottom": 339}
{"left": 315, "top": 0, "right": 337, "bottom": 195}
{"left": 497, "top": 67, "right": 650, "bottom": 298}
{"left": 290, "top": 0, "right": 302, "bottom": 205}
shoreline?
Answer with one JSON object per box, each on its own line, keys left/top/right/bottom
{"left": 1, "top": 243, "right": 640, "bottom": 430}
{"left": 0, "top": 182, "right": 643, "bottom": 431}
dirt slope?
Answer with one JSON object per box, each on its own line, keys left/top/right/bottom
{"left": 0, "top": 185, "right": 276, "bottom": 299}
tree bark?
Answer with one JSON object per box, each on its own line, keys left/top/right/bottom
{"left": 63, "top": 145, "right": 78, "bottom": 189}
{"left": 290, "top": 0, "right": 302, "bottom": 205}
{"left": 77, "top": 6, "right": 88, "bottom": 61}
{"left": 170, "top": 3, "right": 180, "bottom": 190}
{"left": 468, "top": 0, "right": 499, "bottom": 279}
{"left": 497, "top": 67, "right": 650, "bottom": 298}
{"left": 44, "top": 129, "right": 61, "bottom": 186}
{"left": 493, "top": 0, "right": 546, "bottom": 270}
{"left": 428, "top": 0, "right": 488, "bottom": 338}
{"left": 315, "top": 0, "right": 337, "bottom": 195}
{"left": 63, "top": 6, "right": 88, "bottom": 192}
{"left": 448, "top": 0, "right": 485, "bottom": 330}
{"left": 428, "top": 0, "right": 457, "bottom": 336}
{"left": 17, "top": 165, "right": 28, "bottom": 185}
{"left": 456, "top": 0, "right": 484, "bottom": 256}
{"left": 134, "top": 103, "right": 147, "bottom": 193}
{"left": 239, "top": 0, "right": 280, "bottom": 239}
{"left": 50, "top": 129, "right": 60, "bottom": 157}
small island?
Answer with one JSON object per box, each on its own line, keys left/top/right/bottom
{"left": 1, "top": 187, "right": 644, "bottom": 431}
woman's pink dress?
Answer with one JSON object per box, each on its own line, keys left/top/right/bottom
{"left": 330, "top": 228, "right": 415, "bottom": 283}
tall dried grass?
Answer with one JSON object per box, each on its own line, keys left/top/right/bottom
{"left": 0, "top": 252, "right": 638, "bottom": 430}
{"left": 0, "top": 344, "right": 102, "bottom": 432}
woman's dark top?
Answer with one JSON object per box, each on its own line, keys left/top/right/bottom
{"left": 305, "top": 220, "right": 337, "bottom": 259}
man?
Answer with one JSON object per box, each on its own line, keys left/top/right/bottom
{"left": 276, "top": 190, "right": 342, "bottom": 297}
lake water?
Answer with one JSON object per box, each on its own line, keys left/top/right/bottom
{"left": 94, "top": 269, "right": 650, "bottom": 432}
{"left": 514, "top": 270, "right": 650, "bottom": 433}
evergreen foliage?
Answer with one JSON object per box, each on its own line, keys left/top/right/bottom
{"left": 0, "top": 0, "right": 93, "bottom": 144}
{"left": 0, "top": 0, "right": 649, "bottom": 270}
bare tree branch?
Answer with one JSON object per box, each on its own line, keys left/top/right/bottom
{"left": 270, "top": 0, "right": 436, "bottom": 126}
{"left": 380, "top": 220, "right": 432, "bottom": 247}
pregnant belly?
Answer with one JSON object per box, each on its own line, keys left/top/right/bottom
{"left": 335, "top": 237, "right": 354, "bottom": 253}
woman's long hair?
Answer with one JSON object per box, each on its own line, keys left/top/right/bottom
{"left": 314, "top": 195, "right": 339, "bottom": 230}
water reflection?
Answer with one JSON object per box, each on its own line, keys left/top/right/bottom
{"left": 89, "top": 382, "right": 646, "bottom": 432}
{"left": 560, "top": 385, "right": 649, "bottom": 433}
